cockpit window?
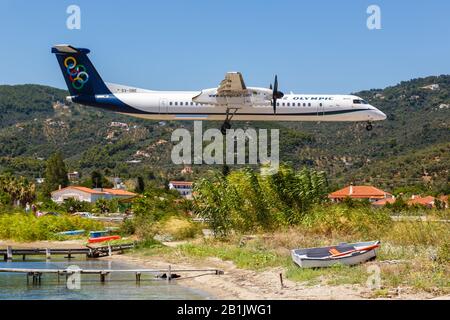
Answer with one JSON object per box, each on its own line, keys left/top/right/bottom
{"left": 361, "top": 100, "right": 368, "bottom": 104}
{"left": 353, "top": 99, "right": 368, "bottom": 105}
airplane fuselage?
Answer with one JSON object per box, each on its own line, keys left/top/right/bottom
{"left": 68, "top": 84, "right": 386, "bottom": 122}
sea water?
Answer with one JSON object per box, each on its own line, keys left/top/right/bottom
{"left": 0, "top": 257, "right": 212, "bottom": 300}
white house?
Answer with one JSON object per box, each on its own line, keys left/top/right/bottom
{"left": 51, "top": 186, "right": 137, "bottom": 204}
{"left": 168, "top": 181, "right": 193, "bottom": 199}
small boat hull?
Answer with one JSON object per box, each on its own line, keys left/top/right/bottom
{"left": 291, "top": 241, "right": 380, "bottom": 268}
{"left": 88, "top": 235, "right": 121, "bottom": 243}
{"left": 58, "top": 230, "right": 85, "bottom": 236}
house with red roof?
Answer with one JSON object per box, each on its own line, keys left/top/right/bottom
{"left": 328, "top": 185, "right": 393, "bottom": 203}
{"left": 407, "top": 195, "right": 436, "bottom": 208}
{"left": 168, "top": 181, "right": 193, "bottom": 199}
{"left": 51, "top": 186, "right": 137, "bottom": 203}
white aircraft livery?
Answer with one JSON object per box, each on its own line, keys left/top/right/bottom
{"left": 52, "top": 45, "right": 386, "bottom": 134}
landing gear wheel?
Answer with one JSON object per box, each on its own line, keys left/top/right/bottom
{"left": 221, "top": 121, "right": 231, "bottom": 135}
{"left": 366, "top": 123, "right": 373, "bottom": 131}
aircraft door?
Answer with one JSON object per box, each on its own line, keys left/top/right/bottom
{"left": 159, "top": 98, "right": 168, "bottom": 113}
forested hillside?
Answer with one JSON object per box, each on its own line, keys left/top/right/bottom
{"left": 0, "top": 75, "right": 449, "bottom": 194}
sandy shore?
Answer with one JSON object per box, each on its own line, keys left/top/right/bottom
{"left": 108, "top": 252, "right": 450, "bottom": 300}
{"left": 2, "top": 240, "right": 448, "bottom": 300}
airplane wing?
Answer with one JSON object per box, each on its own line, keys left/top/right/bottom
{"left": 217, "top": 72, "right": 247, "bottom": 95}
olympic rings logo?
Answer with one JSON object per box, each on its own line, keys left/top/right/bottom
{"left": 64, "top": 56, "right": 89, "bottom": 90}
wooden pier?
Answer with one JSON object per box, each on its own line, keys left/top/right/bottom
{"left": 0, "top": 266, "right": 224, "bottom": 284}
{"left": 0, "top": 243, "right": 135, "bottom": 261}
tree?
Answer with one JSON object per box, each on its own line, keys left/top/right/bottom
{"left": 136, "top": 176, "right": 145, "bottom": 193}
{"left": 0, "top": 174, "right": 36, "bottom": 206}
{"left": 91, "top": 171, "right": 103, "bottom": 188}
{"left": 43, "top": 153, "right": 68, "bottom": 196}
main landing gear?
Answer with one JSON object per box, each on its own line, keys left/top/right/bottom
{"left": 220, "top": 108, "right": 239, "bottom": 135}
{"left": 365, "top": 122, "right": 373, "bottom": 131}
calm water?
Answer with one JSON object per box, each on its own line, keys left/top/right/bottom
{"left": 0, "top": 258, "right": 212, "bottom": 300}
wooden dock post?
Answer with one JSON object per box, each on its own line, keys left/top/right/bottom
{"left": 100, "top": 271, "right": 108, "bottom": 283}
{"left": 45, "top": 248, "right": 51, "bottom": 260}
{"left": 6, "top": 246, "right": 12, "bottom": 261}
{"left": 22, "top": 254, "right": 26, "bottom": 261}
{"left": 167, "top": 265, "right": 172, "bottom": 282}
{"left": 279, "top": 273, "right": 284, "bottom": 289}
{"left": 66, "top": 249, "right": 72, "bottom": 259}
{"left": 108, "top": 244, "right": 112, "bottom": 257}
{"left": 135, "top": 272, "right": 141, "bottom": 284}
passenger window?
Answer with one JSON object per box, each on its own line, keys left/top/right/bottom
{"left": 277, "top": 102, "right": 279, "bottom": 106}
{"left": 308, "top": 103, "right": 311, "bottom": 107}
{"left": 320, "top": 103, "right": 322, "bottom": 107}
{"left": 169, "top": 102, "right": 173, "bottom": 106}
{"left": 175, "top": 102, "right": 178, "bottom": 106}
{"left": 303, "top": 103, "right": 306, "bottom": 107}
{"left": 282, "top": 103, "right": 285, "bottom": 107}
{"left": 287, "top": 103, "right": 290, "bottom": 107}
{"left": 191, "top": 102, "right": 194, "bottom": 105}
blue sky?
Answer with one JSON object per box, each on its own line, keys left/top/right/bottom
{"left": 1, "top": 0, "right": 449, "bottom": 93}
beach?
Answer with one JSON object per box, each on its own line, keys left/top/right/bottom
{"left": 1, "top": 239, "right": 448, "bottom": 300}
{"left": 108, "top": 250, "right": 450, "bottom": 300}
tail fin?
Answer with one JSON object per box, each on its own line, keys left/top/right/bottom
{"left": 52, "top": 44, "right": 111, "bottom": 96}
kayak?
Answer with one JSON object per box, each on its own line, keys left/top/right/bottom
{"left": 291, "top": 240, "right": 380, "bottom": 268}
{"left": 89, "top": 230, "right": 109, "bottom": 238}
{"left": 88, "top": 235, "right": 121, "bottom": 243}
{"left": 57, "top": 229, "right": 85, "bottom": 236}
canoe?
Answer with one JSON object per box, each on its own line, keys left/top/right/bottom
{"left": 89, "top": 230, "right": 109, "bottom": 238}
{"left": 88, "top": 235, "right": 121, "bottom": 244}
{"left": 291, "top": 240, "right": 380, "bottom": 268}
{"left": 57, "top": 229, "right": 85, "bottom": 236}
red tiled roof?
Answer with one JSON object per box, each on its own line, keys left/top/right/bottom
{"left": 329, "top": 185, "right": 391, "bottom": 199}
{"left": 408, "top": 196, "right": 435, "bottom": 206}
{"left": 52, "top": 186, "right": 135, "bottom": 196}
{"left": 102, "top": 188, "right": 136, "bottom": 196}
{"left": 372, "top": 198, "right": 396, "bottom": 206}
{"left": 169, "top": 181, "right": 193, "bottom": 186}
{"left": 51, "top": 186, "right": 106, "bottom": 195}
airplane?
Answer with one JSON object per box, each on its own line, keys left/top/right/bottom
{"left": 52, "top": 45, "right": 386, "bottom": 134}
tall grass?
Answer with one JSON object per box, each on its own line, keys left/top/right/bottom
{"left": 0, "top": 213, "right": 103, "bottom": 241}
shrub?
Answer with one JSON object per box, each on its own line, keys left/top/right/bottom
{"left": 0, "top": 213, "right": 104, "bottom": 241}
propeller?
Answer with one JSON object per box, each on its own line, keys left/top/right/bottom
{"left": 270, "top": 75, "right": 284, "bottom": 114}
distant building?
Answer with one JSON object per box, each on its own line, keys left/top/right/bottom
{"left": 372, "top": 197, "right": 396, "bottom": 207}
{"left": 328, "top": 185, "right": 392, "bottom": 203}
{"left": 51, "top": 186, "right": 137, "bottom": 204}
{"left": 168, "top": 181, "right": 193, "bottom": 199}
{"left": 67, "top": 171, "right": 80, "bottom": 181}
{"left": 407, "top": 195, "right": 436, "bottom": 208}
{"left": 420, "top": 84, "right": 440, "bottom": 91}
{"left": 181, "top": 165, "right": 193, "bottom": 175}
{"left": 36, "top": 178, "right": 45, "bottom": 184}
{"left": 110, "top": 121, "right": 128, "bottom": 128}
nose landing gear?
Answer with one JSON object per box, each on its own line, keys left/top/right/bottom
{"left": 220, "top": 107, "right": 239, "bottom": 135}
{"left": 365, "top": 122, "right": 373, "bottom": 131}
{"left": 221, "top": 121, "right": 231, "bottom": 135}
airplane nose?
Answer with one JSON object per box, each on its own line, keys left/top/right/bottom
{"left": 370, "top": 106, "right": 386, "bottom": 121}
{"left": 377, "top": 110, "right": 387, "bottom": 120}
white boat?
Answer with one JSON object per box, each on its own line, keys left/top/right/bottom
{"left": 291, "top": 240, "right": 380, "bottom": 268}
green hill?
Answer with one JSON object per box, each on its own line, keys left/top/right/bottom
{"left": 0, "top": 75, "right": 449, "bottom": 194}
